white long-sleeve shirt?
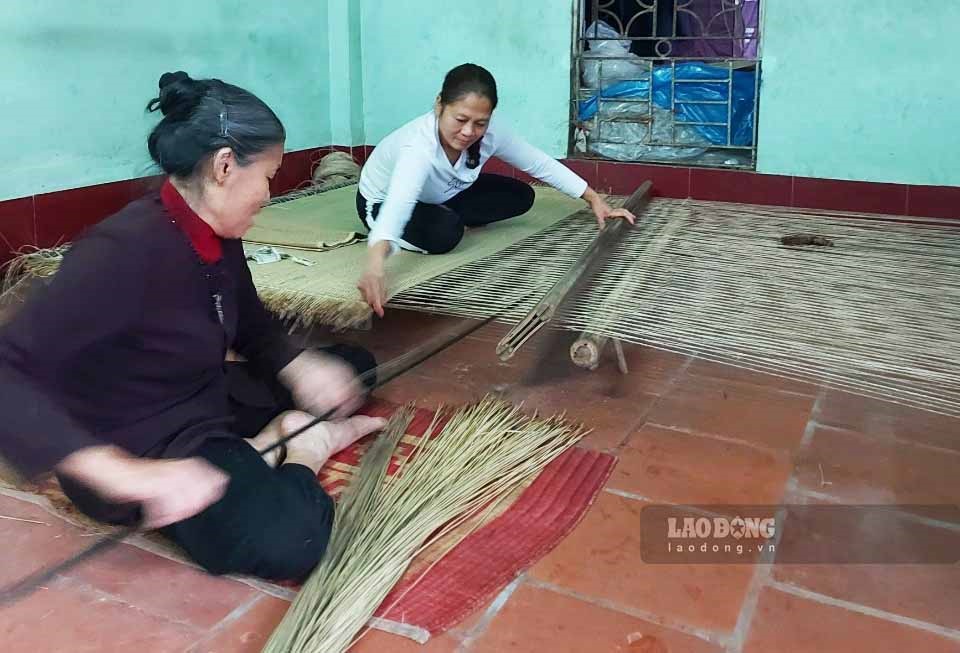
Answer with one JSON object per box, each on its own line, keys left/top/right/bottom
{"left": 358, "top": 111, "right": 589, "bottom": 251}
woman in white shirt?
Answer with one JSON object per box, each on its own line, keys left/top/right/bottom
{"left": 356, "top": 63, "right": 635, "bottom": 316}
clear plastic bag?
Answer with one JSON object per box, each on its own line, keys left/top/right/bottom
{"left": 580, "top": 106, "right": 710, "bottom": 161}
{"left": 581, "top": 20, "right": 651, "bottom": 89}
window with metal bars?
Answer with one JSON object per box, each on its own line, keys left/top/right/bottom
{"left": 571, "top": 0, "right": 761, "bottom": 169}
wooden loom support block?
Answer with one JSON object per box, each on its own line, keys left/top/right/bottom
{"left": 495, "top": 180, "right": 654, "bottom": 361}
{"left": 570, "top": 333, "right": 607, "bottom": 370}
{"left": 570, "top": 333, "right": 630, "bottom": 374}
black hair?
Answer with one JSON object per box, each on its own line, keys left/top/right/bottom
{"left": 146, "top": 71, "right": 285, "bottom": 178}
{"left": 439, "top": 64, "right": 498, "bottom": 169}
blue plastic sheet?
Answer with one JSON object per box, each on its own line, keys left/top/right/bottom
{"left": 578, "top": 62, "right": 757, "bottom": 147}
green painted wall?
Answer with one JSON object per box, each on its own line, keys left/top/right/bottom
{"left": 0, "top": 2, "right": 332, "bottom": 201}
{"left": 7, "top": 0, "right": 958, "bottom": 201}
{"left": 756, "top": 0, "right": 960, "bottom": 186}
{"left": 359, "top": 0, "right": 574, "bottom": 158}
{"left": 328, "top": 0, "right": 365, "bottom": 146}
{"left": 357, "top": 0, "right": 960, "bottom": 186}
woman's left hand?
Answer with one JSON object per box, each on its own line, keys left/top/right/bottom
{"left": 583, "top": 188, "right": 636, "bottom": 229}
{"left": 278, "top": 350, "right": 365, "bottom": 419}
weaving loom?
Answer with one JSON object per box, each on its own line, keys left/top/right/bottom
{"left": 244, "top": 178, "right": 960, "bottom": 419}
{"left": 390, "top": 190, "right": 960, "bottom": 419}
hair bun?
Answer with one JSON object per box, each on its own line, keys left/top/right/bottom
{"left": 148, "top": 71, "right": 203, "bottom": 117}
{"left": 159, "top": 71, "right": 191, "bottom": 90}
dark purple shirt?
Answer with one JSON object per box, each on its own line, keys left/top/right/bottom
{"left": 0, "top": 191, "right": 301, "bottom": 476}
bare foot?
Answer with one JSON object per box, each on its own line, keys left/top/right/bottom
{"left": 248, "top": 411, "right": 298, "bottom": 468}
{"left": 278, "top": 410, "right": 387, "bottom": 473}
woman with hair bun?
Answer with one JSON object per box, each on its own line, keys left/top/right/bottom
{"left": 356, "top": 62, "right": 636, "bottom": 316}
{"left": 0, "top": 72, "right": 385, "bottom": 581}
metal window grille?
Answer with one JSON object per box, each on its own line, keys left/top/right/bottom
{"left": 570, "top": 0, "right": 761, "bottom": 169}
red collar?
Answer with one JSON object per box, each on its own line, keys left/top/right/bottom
{"left": 160, "top": 180, "right": 223, "bottom": 263}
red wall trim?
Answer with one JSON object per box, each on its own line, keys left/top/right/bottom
{"left": 2, "top": 148, "right": 957, "bottom": 266}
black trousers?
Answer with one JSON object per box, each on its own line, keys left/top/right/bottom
{"left": 357, "top": 173, "right": 536, "bottom": 254}
{"left": 57, "top": 344, "right": 376, "bottom": 581}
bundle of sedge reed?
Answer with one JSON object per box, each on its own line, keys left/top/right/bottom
{"left": 262, "top": 398, "right": 586, "bottom": 653}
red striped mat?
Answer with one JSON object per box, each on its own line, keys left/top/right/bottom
{"left": 319, "top": 398, "right": 616, "bottom": 638}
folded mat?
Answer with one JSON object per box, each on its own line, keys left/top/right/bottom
{"left": 245, "top": 189, "right": 365, "bottom": 251}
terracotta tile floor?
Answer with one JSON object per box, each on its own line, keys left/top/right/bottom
{"left": 2, "top": 310, "right": 959, "bottom": 652}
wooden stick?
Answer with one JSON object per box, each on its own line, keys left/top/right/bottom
{"left": 495, "top": 180, "right": 653, "bottom": 361}
{"left": 613, "top": 338, "right": 629, "bottom": 375}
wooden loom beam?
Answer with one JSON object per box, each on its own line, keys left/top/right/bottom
{"left": 495, "top": 180, "right": 653, "bottom": 361}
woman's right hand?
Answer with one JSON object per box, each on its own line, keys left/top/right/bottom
{"left": 56, "top": 446, "right": 229, "bottom": 529}
{"left": 357, "top": 242, "right": 392, "bottom": 317}
{"left": 357, "top": 268, "right": 387, "bottom": 317}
